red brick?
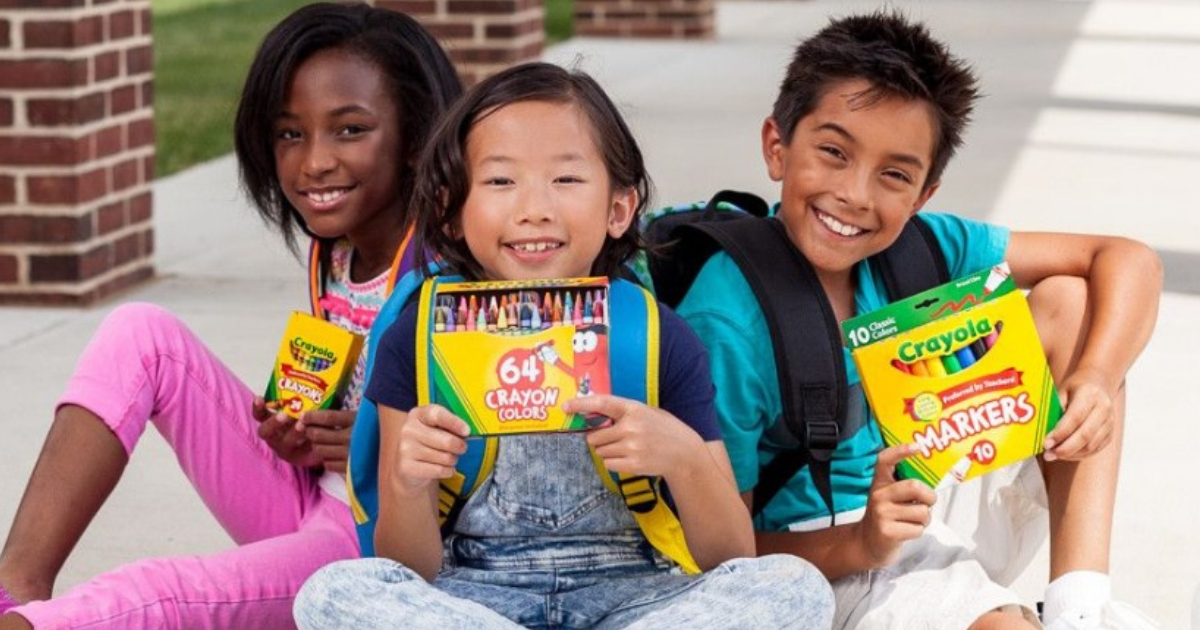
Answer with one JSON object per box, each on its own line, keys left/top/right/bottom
{"left": 0, "top": 0, "right": 87, "bottom": 7}
{"left": 1, "top": 19, "right": 10, "bottom": 48}
{"left": 447, "top": 1, "right": 526, "bottom": 15}
{"left": 110, "top": 84, "right": 136, "bottom": 115}
{"left": 427, "top": 22, "right": 475, "bottom": 39}
{"left": 141, "top": 154, "right": 154, "bottom": 182}
{"left": 125, "top": 44, "right": 152, "bottom": 75}
{"left": 91, "top": 123, "right": 123, "bottom": 160}
{"left": 0, "top": 98, "right": 11, "bottom": 126}
{"left": 114, "top": 231, "right": 142, "bottom": 265}
{"left": 28, "top": 167, "right": 107, "bottom": 205}
{"left": 111, "top": 157, "right": 139, "bottom": 191}
{"left": 485, "top": 20, "right": 542, "bottom": 39}
{"left": 0, "top": 136, "right": 84, "bottom": 166}
{"left": 0, "top": 175, "right": 14, "bottom": 203}
{"left": 378, "top": 1, "right": 437, "bottom": 13}
{"left": 0, "top": 58, "right": 88, "bottom": 89}
{"left": 0, "top": 253, "right": 16, "bottom": 283}
{"left": 129, "top": 190, "right": 151, "bottom": 223}
{"left": 127, "top": 116, "right": 154, "bottom": 149}
{"left": 24, "top": 16, "right": 103, "bottom": 49}
{"left": 0, "top": 213, "right": 92, "bottom": 244}
{"left": 27, "top": 92, "right": 106, "bottom": 126}
{"left": 137, "top": 8, "right": 151, "bottom": 36}
{"left": 108, "top": 9, "right": 135, "bottom": 40}
{"left": 93, "top": 49, "right": 120, "bottom": 81}
{"left": 140, "top": 79, "right": 153, "bottom": 108}
{"left": 97, "top": 199, "right": 125, "bottom": 234}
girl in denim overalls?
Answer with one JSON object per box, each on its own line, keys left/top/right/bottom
{"left": 294, "top": 62, "right": 834, "bottom": 630}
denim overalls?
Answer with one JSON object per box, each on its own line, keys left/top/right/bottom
{"left": 295, "top": 434, "right": 834, "bottom": 629}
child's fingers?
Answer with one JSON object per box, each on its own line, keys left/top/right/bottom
{"left": 872, "top": 443, "right": 918, "bottom": 488}
{"left": 410, "top": 405, "right": 471, "bottom": 437}
{"left": 305, "top": 425, "right": 351, "bottom": 447}
{"left": 562, "top": 395, "right": 633, "bottom": 421}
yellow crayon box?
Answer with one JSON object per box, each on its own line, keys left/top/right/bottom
{"left": 841, "top": 263, "right": 1062, "bottom": 488}
{"left": 265, "top": 312, "right": 363, "bottom": 418}
{"left": 418, "top": 277, "right": 611, "bottom": 436}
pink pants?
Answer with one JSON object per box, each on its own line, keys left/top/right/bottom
{"left": 13, "top": 303, "right": 359, "bottom": 630}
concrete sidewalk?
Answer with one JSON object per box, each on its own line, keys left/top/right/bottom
{"left": 2, "top": 0, "right": 1198, "bottom": 626}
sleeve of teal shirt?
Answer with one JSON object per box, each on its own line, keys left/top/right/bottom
{"left": 676, "top": 254, "right": 778, "bottom": 493}
{"left": 918, "top": 212, "right": 1010, "bottom": 278}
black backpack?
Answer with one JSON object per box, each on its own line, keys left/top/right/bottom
{"left": 632, "top": 190, "right": 948, "bottom": 520}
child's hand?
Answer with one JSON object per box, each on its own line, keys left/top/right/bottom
{"left": 856, "top": 444, "right": 936, "bottom": 568}
{"left": 390, "top": 404, "right": 470, "bottom": 491}
{"left": 1043, "top": 367, "right": 1116, "bottom": 461}
{"left": 564, "top": 395, "right": 706, "bottom": 480}
{"left": 296, "top": 409, "right": 355, "bottom": 473}
{"left": 252, "top": 396, "right": 322, "bottom": 469}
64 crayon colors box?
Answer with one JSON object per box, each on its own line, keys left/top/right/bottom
{"left": 265, "top": 312, "right": 364, "bottom": 418}
{"left": 841, "top": 263, "right": 1062, "bottom": 489}
{"left": 423, "top": 277, "right": 611, "bottom": 436}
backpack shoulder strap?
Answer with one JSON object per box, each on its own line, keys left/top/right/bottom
{"left": 346, "top": 265, "right": 444, "bottom": 556}
{"left": 676, "top": 217, "right": 846, "bottom": 519}
{"left": 873, "top": 216, "right": 950, "bottom": 300}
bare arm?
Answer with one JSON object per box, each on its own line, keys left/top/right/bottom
{"left": 745, "top": 444, "right": 934, "bottom": 581}
{"left": 565, "top": 395, "right": 754, "bottom": 570}
{"left": 1007, "top": 232, "right": 1162, "bottom": 458}
{"left": 373, "top": 403, "right": 469, "bottom": 582}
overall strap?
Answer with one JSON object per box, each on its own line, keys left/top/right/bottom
{"left": 873, "top": 217, "right": 950, "bottom": 300}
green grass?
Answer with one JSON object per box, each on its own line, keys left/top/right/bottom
{"left": 153, "top": 0, "right": 310, "bottom": 177}
{"left": 153, "top": 0, "right": 575, "bottom": 178}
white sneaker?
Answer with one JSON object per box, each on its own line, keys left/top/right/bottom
{"left": 1044, "top": 601, "right": 1160, "bottom": 630}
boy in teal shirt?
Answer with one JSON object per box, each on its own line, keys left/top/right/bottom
{"left": 677, "top": 10, "right": 1161, "bottom": 630}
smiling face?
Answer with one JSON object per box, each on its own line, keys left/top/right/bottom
{"left": 273, "top": 47, "right": 404, "bottom": 244}
{"left": 764, "top": 78, "right": 940, "bottom": 288}
{"left": 457, "top": 100, "right": 635, "bottom": 281}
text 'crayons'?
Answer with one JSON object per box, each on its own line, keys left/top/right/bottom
{"left": 892, "top": 320, "right": 1003, "bottom": 376}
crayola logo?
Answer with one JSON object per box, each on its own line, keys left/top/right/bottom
{"left": 897, "top": 317, "right": 993, "bottom": 362}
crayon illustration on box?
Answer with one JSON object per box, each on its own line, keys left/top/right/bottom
{"left": 266, "top": 312, "right": 364, "bottom": 418}
{"left": 842, "top": 263, "right": 1062, "bottom": 489}
{"left": 419, "top": 277, "right": 611, "bottom": 436}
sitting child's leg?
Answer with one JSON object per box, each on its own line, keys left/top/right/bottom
{"left": 294, "top": 559, "right": 523, "bottom": 630}
{"left": 589, "top": 555, "right": 833, "bottom": 630}
{"left": 1027, "top": 277, "right": 1122, "bottom": 624}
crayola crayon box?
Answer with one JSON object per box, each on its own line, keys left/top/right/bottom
{"left": 422, "top": 277, "right": 611, "bottom": 436}
{"left": 264, "top": 312, "right": 363, "bottom": 418}
{"left": 842, "top": 263, "right": 1062, "bottom": 489}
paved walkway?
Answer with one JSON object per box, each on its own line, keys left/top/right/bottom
{"left": 1, "top": 0, "right": 1197, "bottom": 626}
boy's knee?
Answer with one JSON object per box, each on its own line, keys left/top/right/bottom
{"left": 1027, "top": 276, "right": 1088, "bottom": 369}
{"left": 732, "top": 554, "right": 835, "bottom": 610}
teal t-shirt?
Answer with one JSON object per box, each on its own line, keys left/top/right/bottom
{"left": 676, "top": 212, "right": 1010, "bottom": 532}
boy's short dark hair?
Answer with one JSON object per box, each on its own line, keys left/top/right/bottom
{"left": 414, "top": 61, "right": 651, "bottom": 281}
{"left": 772, "top": 10, "right": 979, "bottom": 189}
{"left": 235, "top": 2, "right": 462, "bottom": 252}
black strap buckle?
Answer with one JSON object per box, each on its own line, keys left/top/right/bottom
{"left": 805, "top": 420, "right": 839, "bottom": 462}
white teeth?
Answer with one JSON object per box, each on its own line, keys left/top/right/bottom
{"left": 818, "top": 211, "right": 864, "bottom": 237}
{"left": 512, "top": 242, "right": 559, "bottom": 253}
{"left": 308, "top": 189, "right": 346, "bottom": 204}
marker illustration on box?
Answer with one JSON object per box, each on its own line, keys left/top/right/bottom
{"left": 420, "top": 277, "right": 611, "bottom": 436}
{"left": 842, "top": 262, "right": 1062, "bottom": 488}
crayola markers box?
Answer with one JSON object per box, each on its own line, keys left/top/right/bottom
{"left": 265, "top": 312, "right": 363, "bottom": 418}
{"left": 842, "top": 263, "right": 1062, "bottom": 489}
{"left": 422, "top": 277, "right": 611, "bottom": 436}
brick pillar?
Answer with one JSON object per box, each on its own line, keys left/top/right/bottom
{"left": 377, "top": 0, "right": 544, "bottom": 86}
{"left": 575, "top": 0, "right": 714, "bottom": 38}
{"left": 0, "top": 1, "right": 154, "bottom": 305}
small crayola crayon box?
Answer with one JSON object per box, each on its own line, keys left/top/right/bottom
{"left": 421, "top": 277, "right": 611, "bottom": 436}
{"left": 842, "top": 263, "right": 1062, "bottom": 489}
{"left": 264, "top": 312, "right": 363, "bottom": 418}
